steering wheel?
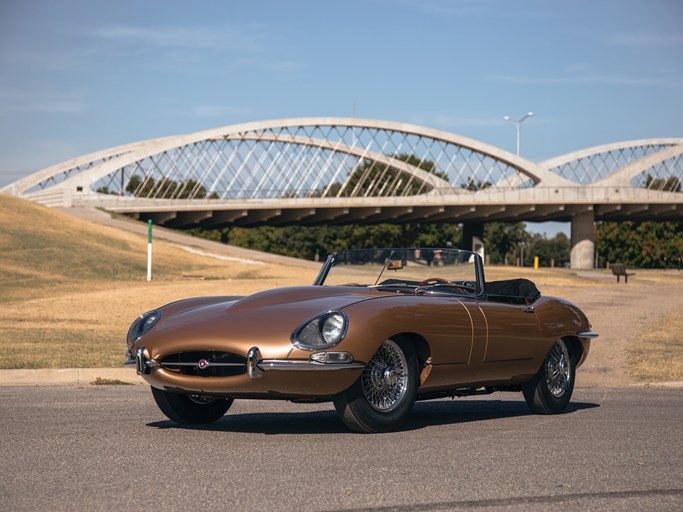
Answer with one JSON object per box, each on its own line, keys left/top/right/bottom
{"left": 417, "top": 277, "right": 451, "bottom": 287}
{"left": 458, "top": 281, "right": 478, "bottom": 294}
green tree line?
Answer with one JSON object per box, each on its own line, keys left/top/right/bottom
{"left": 190, "top": 221, "right": 572, "bottom": 266}
{"left": 191, "top": 220, "right": 683, "bottom": 268}
{"left": 595, "top": 221, "right": 683, "bottom": 268}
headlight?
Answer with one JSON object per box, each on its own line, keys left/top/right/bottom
{"left": 291, "top": 311, "right": 348, "bottom": 350}
{"left": 126, "top": 310, "right": 160, "bottom": 349}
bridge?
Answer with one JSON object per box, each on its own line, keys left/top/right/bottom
{"left": 3, "top": 118, "right": 682, "bottom": 269}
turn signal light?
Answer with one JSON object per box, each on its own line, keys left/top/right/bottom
{"left": 310, "top": 352, "right": 354, "bottom": 364}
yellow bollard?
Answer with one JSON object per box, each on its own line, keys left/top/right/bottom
{"left": 533, "top": 256, "right": 539, "bottom": 269}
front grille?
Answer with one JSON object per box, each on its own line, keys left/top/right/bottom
{"left": 160, "top": 351, "right": 247, "bottom": 377}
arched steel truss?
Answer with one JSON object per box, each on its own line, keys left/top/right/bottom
{"left": 3, "top": 118, "right": 682, "bottom": 227}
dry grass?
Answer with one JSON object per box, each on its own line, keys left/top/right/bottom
{"left": 2, "top": 193, "right": 682, "bottom": 382}
{"left": 628, "top": 306, "right": 683, "bottom": 382}
{"left": 0, "top": 195, "right": 316, "bottom": 368}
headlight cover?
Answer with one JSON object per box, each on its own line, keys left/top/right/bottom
{"left": 291, "top": 310, "right": 348, "bottom": 350}
{"left": 126, "top": 310, "right": 160, "bottom": 349}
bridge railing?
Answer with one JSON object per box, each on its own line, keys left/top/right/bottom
{"left": 68, "top": 185, "right": 681, "bottom": 209}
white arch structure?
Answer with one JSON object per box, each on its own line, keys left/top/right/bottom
{"left": 3, "top": 118, "right": 682, "bottom": 269}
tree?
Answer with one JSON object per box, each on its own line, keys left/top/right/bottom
{"left": 125, "top": 175, "right": 213, "bottom": 199}
{"left": 528, "top": 232, "right": 570, "bottom": 267}
{"left": 338, "top": 154, "right": 442, "bottom": 197}
{"left": 645, "top": 174, "right": 681, "bottom": 192}
{"left": 484, "top": 222, "right": 530, "bottom": 264}
{"left": 191, "top": 222, "right": 462, "bottom": 261}
{"left": 595, "top": 221, "right": 683, "bottom": 268}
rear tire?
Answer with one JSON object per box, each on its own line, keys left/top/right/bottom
{"left": 151, "top": 387, "right": 233, "bottom": 425}
{"left": 333, "top": 338, "right": 418, "bottom": 433}
{"left": 522, "top": 338, "right": 576, "bottom": 414}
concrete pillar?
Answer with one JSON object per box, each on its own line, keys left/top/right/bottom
{"left": 462, "top": 222, "right": 484, "bottom": 252}
{"left": 570, "top": 209, "right": 595, "bottom": 269}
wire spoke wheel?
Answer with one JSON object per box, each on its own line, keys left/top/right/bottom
{"left": 522, "top": 338, "right": 577, "bottom": 415}
{"left": 544, "top": 340, "right": 571, "bottom": 397}
{"left": 360, "top": 340, "right": 409, "bottom": 412}
{"left": 333, "top": 337, "right": 418, "bottom": 433}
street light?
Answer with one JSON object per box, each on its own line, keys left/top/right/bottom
{"left": 503, "top": 112, "right": 534, "bottom": 156}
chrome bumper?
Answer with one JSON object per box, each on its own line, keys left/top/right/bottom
{"left": 126, "top": 345, "right": 365, "bottom": 379}
{"left": 577, "top": 331, "right": 599, "bottom": 339}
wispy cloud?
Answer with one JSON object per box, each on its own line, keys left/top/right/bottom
{"left": 85, "top": 23, "right": 300, "bottom": 75}
{"left": 410, "top": 113, "right": 503, "bottom": 130}
{"left": 609, "top": 33, "right": 683, "bottom": 47}
{"left": 0, "top": 90, "right": 88, "bottom": 114}
{"left": 87, "top": 24, "right": 268, "bottom": 53}
{"left": 165, "top": 104, "right": 252, "bottom": 118}
{"left": 411, "top": 0, "right": 496, "bottom": 17}
{"left": 487, "top": 74, "right": 683, "bottom": 88}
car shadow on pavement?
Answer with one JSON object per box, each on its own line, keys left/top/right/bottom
{"left": 146, "top": 399, "right": 599, "bottom": 435}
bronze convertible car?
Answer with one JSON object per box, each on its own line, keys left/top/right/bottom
{"left": 125, "top": 248, "right": 597, "bottom": 433}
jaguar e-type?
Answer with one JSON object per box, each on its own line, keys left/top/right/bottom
{"left": 125, "top": 248, "right": 597, "bottom": 433}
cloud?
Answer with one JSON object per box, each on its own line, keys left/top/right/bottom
{"left": 164, "top": 104, "right": 252, "bottom": 118}
{"left": 386, "top": 0, "right": 499, "bottom": 17}
{"left": 609, "top": 33, "right": 683, "bottom": 47}
{"left": 0, "top": 90, "right": 88, "bottom": 114}
{"left": 487, "top": 74, "right": 683, "bottom": 88}
{"left": 85, "top": 23, "right": 300, "bottom": 74}
{"left": 410, "top": 113, "right": 503, "bottom": 130}
{"left": 87, "top": 24, "right": 267, "bottom": 53}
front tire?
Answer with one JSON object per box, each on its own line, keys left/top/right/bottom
{"left": 151, "top": 387, "right": 233, "bottom": 425}
{"left": 522, "top": 338, "right": 576, "bottom": 414}
{"left": 333, "top": 338, "right": 418, "bottom": 433}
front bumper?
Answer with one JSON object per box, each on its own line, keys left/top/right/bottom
{"left": 125, "top": 345, "right": 365, "bottom": 379}
{"left": 124, "top": 345, "right": 365, "bottom": 398}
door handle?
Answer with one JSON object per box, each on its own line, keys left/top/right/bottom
{"left": 523, "top": 306, "right": 535, "bottom": 313}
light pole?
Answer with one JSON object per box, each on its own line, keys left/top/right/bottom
{"left": 503, "top": 112, "right": 534, "bottom": 156}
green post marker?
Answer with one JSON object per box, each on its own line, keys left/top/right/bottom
{"left": 147, "top": 219, "right": 152, "bottom": 281}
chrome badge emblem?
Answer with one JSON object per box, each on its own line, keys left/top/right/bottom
{"left": 197, "top": 359, "right": 210, "bottom": 369}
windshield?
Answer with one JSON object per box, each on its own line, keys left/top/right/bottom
{"left": 317, "top": 248, "right": 481, "bottom": 296}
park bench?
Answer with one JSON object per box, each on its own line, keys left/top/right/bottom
{"left": 611, "top": 263, "right": 635, "bottom": 283}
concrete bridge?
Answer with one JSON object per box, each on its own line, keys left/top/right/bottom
{"left": 3, "top": 118, "right": 682, "bottom": 268}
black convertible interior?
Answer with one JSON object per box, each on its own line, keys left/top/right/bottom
{"left": 486, "top": 278, "right": 541, "bottom": 304}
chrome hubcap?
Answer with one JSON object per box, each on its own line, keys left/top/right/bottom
{"left": 545, "top": 340, "right": 571, "bottom": 397}
{"left": 361, "top": 340, "right": 408, "bottom": 412}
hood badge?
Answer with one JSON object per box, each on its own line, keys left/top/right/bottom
{"left": 197, "top": 359, "right": 210, "bottom": 369}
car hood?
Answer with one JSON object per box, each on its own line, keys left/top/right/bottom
{"left": 137, "top": 286, "right": 382, "bottom": 360}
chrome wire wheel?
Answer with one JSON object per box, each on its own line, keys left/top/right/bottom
{"left": 544, "top": 340, "right": 571, "bottom": 397}
{"left": 360, "top": 339, "right": 408, "bottom": 412}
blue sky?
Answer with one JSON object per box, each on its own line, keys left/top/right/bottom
{"left": 1, "top": 0, "right": 681, "bottom": 233}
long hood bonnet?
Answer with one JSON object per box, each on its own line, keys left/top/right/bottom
{"left": 140, "top": 286, "right": 378, "bottom": 359}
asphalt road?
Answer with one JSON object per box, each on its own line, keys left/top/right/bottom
{"left": 1, "top": 386, "right": 681, "bottom": 512}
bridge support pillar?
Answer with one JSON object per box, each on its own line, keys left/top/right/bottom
{"left": 462, "top": 222, "right": 485, "bottom": 253}
{"left": 570, "top": 209, "right": 595, "bottom": 269}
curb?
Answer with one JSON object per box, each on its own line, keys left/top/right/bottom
{"left": 0, "top": 368, "right": 682, "bottom": 388}
{"left": 0, "top": 368, "right": 144, "bottom": 386}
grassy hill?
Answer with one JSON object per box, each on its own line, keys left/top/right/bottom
{"left": 0, "top": 194, "right": 314, "bottom": 368}
{"left": 0, "top": 194, "right": 236, "bottom": 297}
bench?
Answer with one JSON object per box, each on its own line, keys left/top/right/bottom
{"left": 611, "top": 263, "right": 635, "bottom": 283}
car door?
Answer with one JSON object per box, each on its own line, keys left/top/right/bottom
{"left": 478, "top": 299, "right": 541, "bottom": 363}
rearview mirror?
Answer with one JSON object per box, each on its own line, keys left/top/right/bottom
{"left": 386, "top": 259, "right": 404, "bottom": 271}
